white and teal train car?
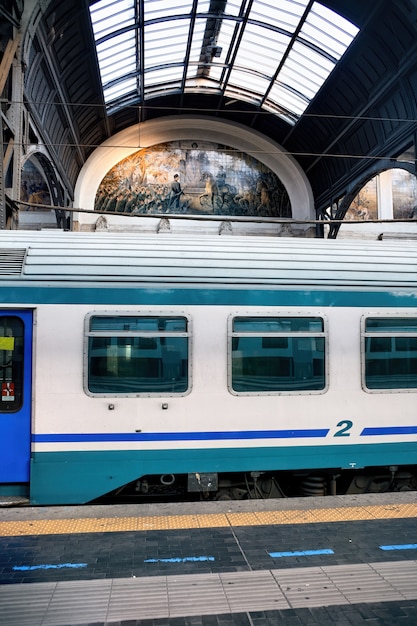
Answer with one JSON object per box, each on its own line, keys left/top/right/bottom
{"left": 1, "top": 231, "right": 417, "bottom": 505}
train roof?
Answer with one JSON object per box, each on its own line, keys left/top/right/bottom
{"left": 0, "top": 231, "right": 417, "bottom": 289}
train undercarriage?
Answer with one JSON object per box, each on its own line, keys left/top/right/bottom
{"left": 95, "top": 466, "right": 417, "bottom": 504}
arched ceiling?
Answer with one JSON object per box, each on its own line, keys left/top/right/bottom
{"left": 9, "top": 0, "right": 417, "bottom": 214}
{"left": 88, "top": 0, "right": 359, "bottom": 125}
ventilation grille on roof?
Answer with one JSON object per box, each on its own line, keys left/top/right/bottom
{"left": 0, "top": 248, "right": 26, "bottom": 275}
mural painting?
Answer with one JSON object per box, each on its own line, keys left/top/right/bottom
{"left": 392, "top": 169, "right": 417, "bottom": 219}
{"left": 94, "top": 141, "right": 291, "bottom": 218}
{"left": 346, "top": 169, "right": 417, "bottom": 221}
{"left": 20, "top": 159, "right": 51, "bottom": 209}
{"left": 346, "top": 178, "right": 377, "bottom": 221}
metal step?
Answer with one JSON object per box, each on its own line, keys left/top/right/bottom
{"left": 0, "top": 495, "right": 30, "bottom": 507}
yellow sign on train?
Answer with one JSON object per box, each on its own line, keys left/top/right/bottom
{"left": 0, "top": 337, "right": 15, "bottom": 350}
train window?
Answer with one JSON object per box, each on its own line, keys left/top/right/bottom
{"left": 0, "top": 317, "right": 24, "bottom": 412}
{"left": 363, "top": 317, "right": 417, "bottom": 390}
{"left": 85, "top": 314, "right": 190, "bottom": 396}
{"left": 229, "top": 316, "right": 326, "bottom": 394}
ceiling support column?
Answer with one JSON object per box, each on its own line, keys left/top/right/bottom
{"left": 0, "top": 29, "right": 22, "bottom": 230}
{"left": 10, "top": 58, "right": 24, "bottom": 223}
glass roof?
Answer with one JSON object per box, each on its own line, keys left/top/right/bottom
{"left": 89, "top": 0, "right": 359, "bottom": 125}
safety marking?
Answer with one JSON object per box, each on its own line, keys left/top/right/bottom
{"left": 1, "top": 503, "right": 417, "bottom": 537}
{"left": 379, "top": 544, "right": 417, "bottom": 551}
{"left": 268, "top": 549, "right": 334, "bottom": 558}
{"left": 144, "top": 556, "right": 215, "bottom": 563}
{"left": 13, "top": 563, "right": 87, "bottom": 571}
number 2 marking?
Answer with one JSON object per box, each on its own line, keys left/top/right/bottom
{"left": 334, "top": 420, "right": 353, "bottom": 437}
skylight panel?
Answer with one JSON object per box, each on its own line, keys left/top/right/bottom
{"left": 91, "top": 10, "right": 134, "bottom": 40}
{"left": 228, "top": 68, "right": 271, "bottom": 98}
{"left": 145, "top": 67, "right": 183, "bottom": 88}
{"left": 186, "top": 18, "right": 207, "bottom": 70}
{"left": 278, "top": 71, "right": 318, "bottom": 101}
{"left": 283, "top": 42, "right": 334, "bottom": 85}
{"left": 145, "top": 19, "right": 190, "bottom": 44}
{"left": 266, "top": 2, "right": 359, "bottom": 121}
{"left": 100, "top": 63, "right": 136, "bottom": 85}
{"left": 207, "top": 66, "right": 223, "bottom": 82}
{"left": 301, "top": 22, "right": 349, "bottom": 60}
{"left": 277, "top": 47, "right": 334, "bottom": 103}
{"left": 96, "top": 30, "right": 134, "bottom": 56}
{"left": 311, "top": 3, "right": 359, "bottom": 43}
{"left": 96, "top": 32, "right": 136, "bottom": 85}
{"left": 144, "top": 20, "right": 190, "bottom": 69}
{"left": 301, "top": 3, "right": 359, "bottom": 60}
{"left": 232, "top": 23, "right": 289, "bottom": 77}
{"left": 144, "top": 0, "right": 194, "bottom": 21}
{"left": 103, "top": 77, "right": 137, "bottom": 103}
{"left": 262, "top": 99, "right": 299, "bottom": 125}
{"left": 213, "top": 19, "right": 235, "bottom": 66}
{"left": 224, "top": 85, "right": 264, "bottom": 109}
{"left": 266, "top": 84, "right": 307, "bottom": 117}
{"left": 222, "top": 0, "right": 242, "bottom": 17}
{"left": 90, "top": 0, "right": 134, "bottom": 39}
{"left": 250, "top": 0, "right": 309, "bottom": 32}
{"left": 89, "top": 0, "right": 360, "bottom": 124}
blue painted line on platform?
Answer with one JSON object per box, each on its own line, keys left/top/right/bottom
{"left": 13, "top": 563, "right": 87, "bottom": 571}
{"left": 144, "top": 556, "right": 215, "bottom": 563}
{"left": 379, "top": 544, "right": 417, "bottom": 551}
{"left": 268, "top": 549, "right": 334, "bottom": 558}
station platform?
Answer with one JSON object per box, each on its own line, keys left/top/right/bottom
{"left": 1, "top": 491, "right": 417, "bottom": 625}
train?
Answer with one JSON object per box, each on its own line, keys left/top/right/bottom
{"left": 0, "top": 230, "right": 417, "bottom": 505}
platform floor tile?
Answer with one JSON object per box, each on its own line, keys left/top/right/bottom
{"left": 371, "top": 561, "right": 417, "bottom": 600}
{"left": 272, "top": 565, "right": 346, "bottom": 608}
{"left": 322, "top": 562, "right": 404, "bottom": 604}
{"left": 167, "top": 573, "right": 230, "bottom": 617}
{"left": 2, "top": 560, "right": 417, "bottom": 625}
{"left": 219, "top": 570, "right": 289, "bottom": 612}
{"left": 107, "top": 576, "right": 169, "bottom": 621}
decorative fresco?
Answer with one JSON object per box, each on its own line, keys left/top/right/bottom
{"left": 346, "top": 169, "right": 417, "bottom": 221}
{"left": 20, "top": 159, "right": 51, "bottom": 209}
{"left": 94, "top": 141, "right": 291, "bottom": 218}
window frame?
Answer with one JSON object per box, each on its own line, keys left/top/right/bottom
{"left": 361, "top": 314, "right": 417, "bottom": 393}
{"left": 227, "top": 311, "right": 328, "bottom": 396}
{"left": 0, "top": 316, "right": 25, "bottom": 413}
{"left": 84, "top": 310, "right": 192, "bottom": 397}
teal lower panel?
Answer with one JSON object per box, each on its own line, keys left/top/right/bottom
{"left": 30, "top": 442, "right": 417, "bottom": 505}
{"left": 0, "top": 483, "right": 29, "bottom": 497}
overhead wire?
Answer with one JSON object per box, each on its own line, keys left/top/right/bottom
{"left": 2, "top": 98, "right": 416, "bottom": 163}
{"left": 14, "top": 200, "right": 417, "bottom": 226}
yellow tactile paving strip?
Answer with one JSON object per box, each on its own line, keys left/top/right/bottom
{"left": 1, "top": 502, "right": 417, "bottom": 537}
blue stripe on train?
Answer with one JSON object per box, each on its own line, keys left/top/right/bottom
{"left": 32, "top": 426, "right": 417, "bottom": 443}
{"left": 32, "top": 428, "right": 329, "bottom": 443}
{"left": 361, "top": 426, "right": 417, "bottom": 436}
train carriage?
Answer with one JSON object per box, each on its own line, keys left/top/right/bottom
{"left": 0, "top": 231, "right": 417, "bottom": 504}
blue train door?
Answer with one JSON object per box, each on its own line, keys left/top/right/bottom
{"left": 0, "top": 311, "right": 33, "bottom": 485}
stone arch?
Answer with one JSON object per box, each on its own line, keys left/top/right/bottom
{"left": 20, "top": 152, "right": 68, "bottom": 228}
{"left": 328, "top": 161, "right": 416, "bottom": 239}
{"left": 74, "top": 116, "right": 314, "bottom": 228}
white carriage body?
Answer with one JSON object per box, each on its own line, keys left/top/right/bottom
{"left": 0, "top": 232, "right": 416, "bottom": 503}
